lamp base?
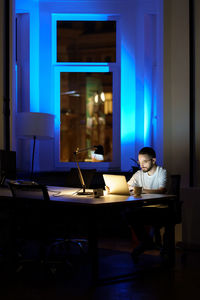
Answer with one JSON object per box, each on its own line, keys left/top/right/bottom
{"left": 77, "top": 191, "right": 93, "bottom": 195}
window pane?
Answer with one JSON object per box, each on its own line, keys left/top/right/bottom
{"left": 60, "top": 72, "right": 113, "bottom": 162}
{"left": 57, "top": 21, "right": 116, "bottom": 62}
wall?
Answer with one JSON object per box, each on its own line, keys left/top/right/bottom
{"left": 15, "top": 0, "right": 40, "bottom": 172}
{"left": 163, "top": 0, "right": 190, "bottom": 187}
{"left": 0, "top": 0, "right": 15, "bottom": 151}
{"left": 185, "top": 0, "right": 200, "bottom": 246}
{"left": 164, "top": 0, "right": 200, "bottom": 246}
{"left": 163, "top": 0, "right": 189, "bottom": 243}
{"left": 15, "top": 0, "right": 40, "bottom": 112}
{"left": 182, "top": 187, "right": 200, "bottom": 247}
{"left": 0, "top": 0, "right": 4, "bottom": 150}
{"left": 194, "top": 0, "right": 200, "bottom": 186}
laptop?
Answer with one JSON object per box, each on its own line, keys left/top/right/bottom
{"left": 103, "top": 174, "right": 131, "bottom": 195}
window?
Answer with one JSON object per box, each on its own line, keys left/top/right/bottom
{"left": 57, "top": 21, "right": 116, "bottom": 63}
{"left": 53, "top": 15, "right": 119, "bottom": 167}
{"left": 60, "top": 72, "right": 113, "bottom": 162}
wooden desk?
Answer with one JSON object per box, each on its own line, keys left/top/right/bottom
{"left": 0, "top": 186, "right": 176, "bottom": 283}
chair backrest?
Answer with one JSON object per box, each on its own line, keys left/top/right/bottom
{"left": 7, "top": 181, "right": 50, "bottom": 237}
{"left": 168, "top": 174, "right": 181, "bottom": 199}
{"left": 7, "top": 181, "right": 50, "bottom": 201}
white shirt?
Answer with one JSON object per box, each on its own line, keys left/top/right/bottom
{"left": 127, "top": 166, "right": 167, "bottom": 190}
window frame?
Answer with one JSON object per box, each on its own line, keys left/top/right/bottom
{"left": 52, "top": 14, "right": 120, "bottom": 170}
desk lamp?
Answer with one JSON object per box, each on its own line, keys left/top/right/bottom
{"left": 16, "top": 112, "right": 54, "bottom": 180}
{"left": 73, "top": 145, "right": 104, "bottom": 195}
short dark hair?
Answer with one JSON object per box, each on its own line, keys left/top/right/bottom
{"left": 139, "top": 147, "right": 156, "bottom": 158}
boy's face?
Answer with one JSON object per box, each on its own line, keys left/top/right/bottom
{"left": 138, "top": 154, "right": 156, "bottom": 173}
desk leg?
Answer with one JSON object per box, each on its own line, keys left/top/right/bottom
{"left": 88, "top": 208, "right": 99, "bottom": 284}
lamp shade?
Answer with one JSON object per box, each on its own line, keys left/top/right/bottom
{"left": 16, "top": 112, "right": 55, "bottom": 140}
{"left": 94, "top": 145, "right": 104, "bottom": 155}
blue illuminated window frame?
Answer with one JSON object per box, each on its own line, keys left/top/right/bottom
{"left": 52, "top": 14, "right": 120, "bottom": 170}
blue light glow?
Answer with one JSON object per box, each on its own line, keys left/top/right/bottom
{"left": 15, "top": 1, "right": 162, "bottom": 173}
{"left": 52, "top": 13, "right": 113, "bottom": 21}
{"left": 55, "top": 62, "right": 109, "bottom": 66}
{"left": 30, "top": 9, "right": 39, "bottom": 112}
{"left": 144, "top": 77, "right": 152, "bottom": 145}
{"left": 15, "top": 64, "right": 18, "bottom": 111}
{"left": 120, "top": 42, "right": 136, "bottom": 170}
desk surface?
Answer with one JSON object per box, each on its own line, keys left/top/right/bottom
{"left": 0, "top": 185, "right": 175, "bottom": 206}
{"left": 47, "top": 186, "right": 175, "bottom": 206}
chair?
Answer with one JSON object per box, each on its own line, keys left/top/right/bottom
{"left": 7, "top": 180, "right": 87, "bottom": 275}
{"left": 140, "top": 174, "right": 181, "bottom": 220}
{"left": 7, "top": 180, "right": 51, "bottom": 272}
{"left": 148, "top": 174, "right": 182, "bottom": 255}
{"left": 167, "top": 174, "right": 182, "bottom": 224}
{"left": 129, "top": 175, "right": 182, "bottom": 262}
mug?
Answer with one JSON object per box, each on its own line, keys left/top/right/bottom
{"left": 133, "top": 186, "right": 142, "bottom": 197}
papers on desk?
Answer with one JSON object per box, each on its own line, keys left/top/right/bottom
{"left": 48, "top": 187, "right": 92, "bottom": 197}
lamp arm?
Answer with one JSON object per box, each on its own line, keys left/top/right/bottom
{"left": 74, "top": 145, "right": 97, "bottom": 155}
{"left": 74, "top": 153, "right": 86, "bottom": 193}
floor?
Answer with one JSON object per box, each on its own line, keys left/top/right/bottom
{"left": 0, "top": 237, "right": 200, "bottom": 300}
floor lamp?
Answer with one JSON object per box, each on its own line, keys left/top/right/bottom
{"left": 73, "top": 145, "right": 104, "bottom": 195}
{"left": 16, "top": 112, "right": 54, "bottom": 180}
